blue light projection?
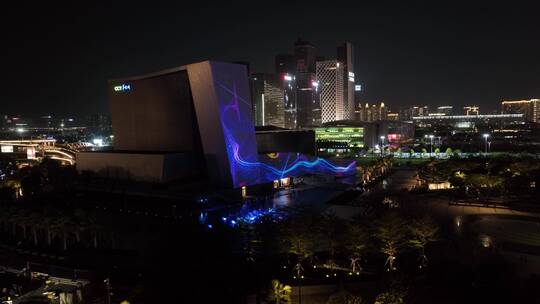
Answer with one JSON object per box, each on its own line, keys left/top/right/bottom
{"left": 221, "top": 208, "right": 279, "bottom": 227}
{"left": 214, "top": 78, "right": 356, "bottom": 188}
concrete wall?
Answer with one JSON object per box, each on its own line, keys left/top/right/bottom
{"left": 76, "top": 152, "right": 195, "bottom": 183}
{"left": 109, "top": 69, "right": 201, "bottom": 152}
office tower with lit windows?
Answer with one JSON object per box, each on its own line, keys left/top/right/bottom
{"left": 316, "top": 60, "right": 345, "bottom": 123}
{"left": 437, "top": 106, "right": 453, "bottom": 116}
{"left": 250, "top": 73, "right": 285, "bottom": 127}
{"left": 501, "top": 99, "right": 539, "bottom": 122}
{"left": 263, "top": 75, "right": 285, "bottom": 127}
{"left": 251, "top": 73, "right": 265, "bottom": 126}
{"left": 464, "top": 105, "right": 479, "bottom": 116}
{"left": 337, "top": 42, "right": 355, "bottom": 120}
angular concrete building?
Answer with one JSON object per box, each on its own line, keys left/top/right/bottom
{"left": 77, "top": 61, "right": 355, "bottom": 188}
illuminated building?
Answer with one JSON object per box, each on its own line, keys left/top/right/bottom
{"left": 316, "top": 60, "right": 345, "bottom": 122}
{"left": 337, "top": 42, "right": 355, "bottom": 120}
{"left": 317, "top": 120, "right": 413, "bottom": 150}
{"left": 437, "top": 106, "right": 453, "bottom": 116}
{"left": 501, "top": 99, "right": 539, "bottom": 122}
{"left": 387, "top": 112, "right": 399, "bottom": 121}
{"left": 357, "top": 102, "right": 387, "bottom": 122}
{"left": 77, "top": 61, "right": 355, "bottom": 188}
{"left": 315, "top": 124, "right": 365, "bottom": 153}
{"left": 251, "top": 74, "right": 285, "bottom": 127}
{"left": 464, "top": 105, "right": 479, "bottom": 116}
{"left": 413, "top": 113, "right": 524, "bottom": 129}
{"left": 275, "top": 54, "right": 297, "bottom": 129}
{"left": 399, "top": 106, "right": 429, "bottom": 121}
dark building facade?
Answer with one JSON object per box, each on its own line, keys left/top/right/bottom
{"left": 294, "top": 38, "right": 321, "bottom": 128}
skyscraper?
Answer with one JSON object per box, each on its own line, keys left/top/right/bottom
{"left": 317, "top": 60, "right": 345, "bottom": 122}
{"left": 337, "top": 42, "right": 355, "bottom": 120}
{"left": 294, "top": 38, "right": 320, "bottom": 128}
{"left": 315, "top": 42, "right": 355, "bottom": 123}
{"left": 251, "top": 73, "right": 265, "bottom": 126}
{"left": 251, "top": 73, "right": 284, "bottom": 127}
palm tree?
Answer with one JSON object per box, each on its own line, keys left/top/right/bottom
{"left": 80, "top": 214, "right": 102, "bottom": 249}
{"left": 267, "top": 280, "right": 292, "bottom": 304}
{"left": 27, "top": 212, "right": 42, "bottom": 247}
{"left": 374, "top": 212, "right": 408, "bottom": 271}
{"left": 408, "top": 215, "right": 439, "bottom": 268}
{"left": 345, "top": 224, "right": 369, "bottom": 273}
{"left": 42, "top": 215, "right": 56, "bottom": 247}
{"left": 54, "top": 215, "right": 78, "bottom": 251}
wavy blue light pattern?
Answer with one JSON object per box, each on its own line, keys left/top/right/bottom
{"left": 216, "top": 80, "right": 356, "bottom": 187}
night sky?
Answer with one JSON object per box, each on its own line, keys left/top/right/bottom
{"left": 3, "top": 1, "right": 540, "bottom": 117}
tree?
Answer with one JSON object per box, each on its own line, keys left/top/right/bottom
{"left": 28, "top": 212, "right": 42, "bottom": 246}
{"left": 280, "top": 216, "right": 315, "bottom": 261}
{"left": 445, "top": 147, "right": 453, "bottom": 155}
{"left": 319, "top": 212, "right": 347, "bottom": 270}
{"left": 345, "top": 223, "right": 369, "bottom": 273}
{"left": 267, "top": 280, "right": 292, "bottom": 304}
{"left": 373, "top": 213, "right": 408, "bottom": 271}
{"left": 408, "top": 215, "right": 438, "bottom": 268}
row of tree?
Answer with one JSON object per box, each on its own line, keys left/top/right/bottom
{"left": 0, "top": 205, "right": 111, "bottom": 251}
{"left": 241, "top": 209, "right": 439, "bottom": 275}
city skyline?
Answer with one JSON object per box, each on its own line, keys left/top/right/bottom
{"left": 3, "top": 2, "right": 540, "bottom": 117}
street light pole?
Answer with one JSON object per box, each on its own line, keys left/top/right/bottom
{"left": 483, "top": 133, "right": 490, "bottom": 155}
{"left": 429, "top": 135, "right": 434, "bottom": 156}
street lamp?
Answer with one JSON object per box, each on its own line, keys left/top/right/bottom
{"left": 482, "top": 133, "right": 490, "bottom": 155}
{"left": 428, "top": 134, "right": 434, "bottom": 156}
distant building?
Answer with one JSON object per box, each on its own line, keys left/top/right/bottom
{"left": 84, "top": 114, "right": 111, "bottom": 132}
{"left": 315, "top": 122, "right": 365, "bottom": 153}
{"left": 316, "top": 60, "right": 345, "bottom": 123}
{"left": 387, "top": 112, "right": 399, "bottom": 121}
{"left": 316, "top": 120, "right": 414, "bottom": 150}
{"left": 250, "top": 73, "right": 265, "bottom": 126}
{"left": 337, "top": 42, "right": 355, "bottom": 120}
{"left": 275, "top": 54, "right": 295, "bottom": 75}
{"left": 501, "top": 99, "right": 539, "bottom": 122}
{"left": 413, "top": 113, "right": 524, "bottom": 129}
{"left": 399, "top": 106, "right": 429, "bottom": 121}
{"left": 251, "top": 73, "right": 286, "bottom": 127}
{"left": 464, "top": 106, "right": 480, "bottom": 116}
{"left": 263, "top": 76, "right": 286, "bottom": 128}
{"left": 357, "top": 102, "right": 387, "bottom": 122}
{"left": 437, "top": 106, "right": 453, "bottom": 116}
{"left": 294, "top": 38, "right": 320, "bottom": 129}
